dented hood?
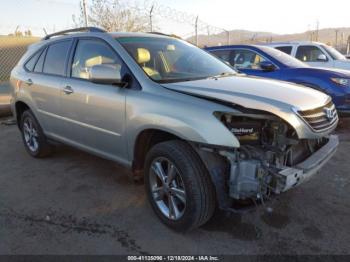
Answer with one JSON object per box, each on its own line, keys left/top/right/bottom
{"left": 162, "top": 75, "right": 330, "bottom": 112}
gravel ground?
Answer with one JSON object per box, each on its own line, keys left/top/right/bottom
{"left": 0, "top": 117, "right": 349, "bottom": 255}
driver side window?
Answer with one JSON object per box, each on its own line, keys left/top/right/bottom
{"left": 231, "top": 49, "right": 267, "bottom": 70}
{"left": 71, "top": 39, "right": 122, "bottom": 80}
{"left": 295, "top": 45, "right": 327, "bottom": 62}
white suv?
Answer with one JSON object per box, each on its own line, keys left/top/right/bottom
{"left": 265, "top": 41, "right": 350, "bottom": 70}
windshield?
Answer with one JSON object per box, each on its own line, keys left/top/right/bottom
{"left": 258, "top": 46, "right": 308, "bottom": 68}
{"left": 321, "top": 45, "right": 346, "bottom": 60}
{"left": 116, "top": 36, "right": 236, "bottom": 83}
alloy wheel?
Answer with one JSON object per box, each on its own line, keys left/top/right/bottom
{"left": 23, "top": 118, "right": 39, "bottom": 152}
{"left": 149, "top": 157, "right": 187, "bottom": 220}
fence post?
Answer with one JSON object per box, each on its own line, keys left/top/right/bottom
{"left": 149, "top": 5, "right": 154, "bottom": 32}
{"left": 82, "top": 0, "right": 88, "bottom": 27}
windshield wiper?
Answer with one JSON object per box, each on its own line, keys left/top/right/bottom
{"left": 208, "top": 72, "right": 236, "bottom": 79}
{"left": 156, "top": 76, "right": 209, "bottom": 84}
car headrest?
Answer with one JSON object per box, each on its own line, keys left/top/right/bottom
{"left": 136, "top": 48, "right": 151, "bottom": 64}
{"left": 85, "top": 56, "right": 114, "bottom": 67}
{"left": 236, "top": 53, "right": 245, "bottom": 64}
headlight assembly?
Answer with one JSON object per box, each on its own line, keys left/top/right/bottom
{"left": 330, "top": 77, "right": 350, "bottom": 87}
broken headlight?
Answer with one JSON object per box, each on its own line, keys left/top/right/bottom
{"left": 215, "top": 112, "right": 262, "bottom": 145}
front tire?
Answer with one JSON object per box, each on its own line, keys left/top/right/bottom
{"left": 144, "top": 140, "right": 216, "bottom": 231}
{"left": 20, "top": 110, "right": 52, "bottom": 158}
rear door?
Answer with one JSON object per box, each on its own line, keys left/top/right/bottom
{"left": 26, "top": 39, "right": 73, "bottom": 135}
{"left": 60, "top": 37, "right": 128, "bottom": 162}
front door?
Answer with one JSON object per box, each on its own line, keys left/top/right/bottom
{"left": 295, "top": 45, "right": 332, "bottom": 68}
{"left": 229, "top": 49, "right": 280, "bottom": 78}
{"left": 60, "top": 38, "right": 128, "bottom": 162}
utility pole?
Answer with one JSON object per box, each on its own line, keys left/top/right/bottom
{"left": 82, "top": 0, "right": 88, "bottom": 27}
{"left": 15, "top": 25, "right": 19, "bottom": 36}
{"left": 315, "top": 19, "right": 319, "bottom": 42}
{"left": 195, "top": 16, "right": 199, "bottom": 46}
{"left": 149, "top": 5, "right": 154, "bottom": 32}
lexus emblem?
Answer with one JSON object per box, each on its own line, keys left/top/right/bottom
{"left": 324, "top": 107, "right": 335, "bottom": 121}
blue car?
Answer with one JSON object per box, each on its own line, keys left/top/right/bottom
{"left": 206, "top": 45, "right": 350, "bottom": 116}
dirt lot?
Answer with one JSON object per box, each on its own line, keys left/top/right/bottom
{"left": 0, "top": 118, "right": 349, "bottom": 255}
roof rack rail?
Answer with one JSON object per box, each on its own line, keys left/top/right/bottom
{"left": 147, "top": 32, "right": 182, "bottom": 39}
{"left": 147, "top": 32, "right": 170, "bottom": 36}
{"left": 42, "top": 27, "right": 106, "bottom": 40}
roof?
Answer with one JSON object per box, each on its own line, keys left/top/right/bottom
{"left": 109, "top": 32, "right": 171, "bottom": 38}
{"left": 41, "top": 27, "right": 173, "bottom": 42}
{"left": 262, "top": 41, "right": 325, "bottom": 46}
{"left": 205, "top": 44, "right": 262, "bottom": 50}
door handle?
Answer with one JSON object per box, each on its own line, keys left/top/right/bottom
{"left": 63, "top": 86, "right": 74, "bottom": 95}
{"left": 25, "top": 79, "right": 33, "bottom": 86}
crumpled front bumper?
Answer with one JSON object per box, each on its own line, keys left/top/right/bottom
{"left": 276, "top": 135, "right": 339, "bottom": 193}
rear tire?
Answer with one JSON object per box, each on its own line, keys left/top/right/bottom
{"left": 20, "top": 110, "right": 52, "bottom": 158}
{"left": 144, "top": 140, "right": 216, "bottom": 231}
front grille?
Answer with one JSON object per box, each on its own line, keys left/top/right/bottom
{"left": 298, "top": 101, "right": 338, "bottom": 132}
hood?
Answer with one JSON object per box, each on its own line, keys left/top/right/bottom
{"left": 306, "top": 66, "right": 350, "bottom": 77}
{"left": 162, "top": 75, "right": 330, "bottom": 112}
{"left": 334, "top": 60, "right": 350, "bottom": 70}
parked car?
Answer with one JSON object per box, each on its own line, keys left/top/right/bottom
{"left": 11, "top": 28, "right": 339, "bottom": 231}
{"left": 262, "top": 41, "right": 350, "bottom": 70}
{"left": 206, "top": 45, "right": 350, "bottom": 116}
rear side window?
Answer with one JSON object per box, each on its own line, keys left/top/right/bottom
{"left": 34, "top": 48, "right": 47, "bottom": 73}
{"left": 275, "top": 46, "right": 293, "bottom": 55}
{"left": 43, "top": 40, "right": 72, "bottom": 76}
{"left": 24, "top": 51, "right": 41, "bottom": 71}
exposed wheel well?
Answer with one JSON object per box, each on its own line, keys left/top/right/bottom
{"left": 132, "top": 129, "right": 183, "bottom": 177}
{"left": 15, "top": 101, "right": 30, "bottom": 128}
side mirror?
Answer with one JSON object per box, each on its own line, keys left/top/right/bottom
{"left": 317, "top": 54, "right": 328, "bottom": 62}
{"left": 259, "top": 61, "right": 276, "bottom": 72}
{"left": 89, "top": 64, "right": 125, "bottom": 86}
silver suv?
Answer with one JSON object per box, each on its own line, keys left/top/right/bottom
{"left": 10, "top": 27, "right": 339, "bottom": 231}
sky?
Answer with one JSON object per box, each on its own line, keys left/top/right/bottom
{"left": 1, "top": 0, "right": 350, "bottom": 36}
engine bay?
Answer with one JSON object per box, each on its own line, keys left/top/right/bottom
{"left": 217, "top": 113, "right": 329, "bottom": 200}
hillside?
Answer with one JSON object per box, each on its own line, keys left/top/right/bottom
{"left": 187, "top": 27, "right": 350, "bottom": 50}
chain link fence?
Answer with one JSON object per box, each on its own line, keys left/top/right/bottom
{"left": 0, "top": 36, "right": 39, "bottom": 84}
{"left": 0, "top": 0, "right": 231, "bottom": 84}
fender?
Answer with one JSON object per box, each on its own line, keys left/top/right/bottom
{"left": 127, "top": 112, "right": 240, "bottom": 161}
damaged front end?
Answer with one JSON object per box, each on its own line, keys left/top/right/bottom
{"left": 197, "top": 110, "right": 338, "bottom": 210}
